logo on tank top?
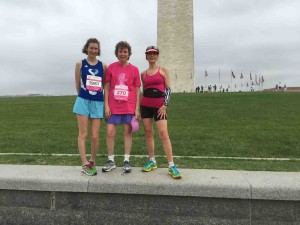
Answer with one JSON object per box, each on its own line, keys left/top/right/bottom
{"left": 86, "top": 68, "right": 102, "bottom": 95}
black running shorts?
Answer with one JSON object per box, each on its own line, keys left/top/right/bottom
{"left": 140, "top": 105, "right": 167, "bottom": 121}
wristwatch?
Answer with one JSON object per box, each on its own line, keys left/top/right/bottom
{"left": 163, "top": 102, "right": 168, "bottom": 106}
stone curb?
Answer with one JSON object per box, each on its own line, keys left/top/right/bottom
{"left": 0, "top": 165, "right": 299, "bottom": 201}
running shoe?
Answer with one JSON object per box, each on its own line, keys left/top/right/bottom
{"left": 123, "top": 161, "right": 132, "bottom": 173}
{"left": 168, "top": 166, "right": 182, "bottom": 179}
{"left": 81, "top": 164, "right": 97, "bottom": 176}
{"left": 102, "top": 160, "right": 116, "bottom": 172}
{"left": 89, "top": 161, "right": 97, "bottom": 175}
{"left": 142, "top": 160, "right": 158, "bottom": 172}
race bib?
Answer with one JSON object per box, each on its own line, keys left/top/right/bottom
{"left": 114, "top": 85, "right": 128, "bottom": 101}
{"left": 86, "top": 75, "right": 102, "bottom": 91}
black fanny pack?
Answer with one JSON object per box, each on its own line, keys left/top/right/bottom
{"left": 143, "top": 88, "right": 165, "bottom": 98}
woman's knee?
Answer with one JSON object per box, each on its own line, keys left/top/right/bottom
{"left": 144, "top": 128, "right": 154, "bottom": 138}
{"left": 106, "top": 130, "right": 115, "bottom": 139}
{"left": 78, "top": 131, "right": 88, "bottom": 140}
{"left": 91, "top": 134, "right": 99, "bottom": 143}
{"left": 158, "top": 130, "right": 169, "bottom": 140}
{"left": 106, "top": 125, "right": 116, "bottom": 139}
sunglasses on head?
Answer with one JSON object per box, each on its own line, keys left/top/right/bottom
{"left": 146, "top": 46, "right": 158, "bottom": 51}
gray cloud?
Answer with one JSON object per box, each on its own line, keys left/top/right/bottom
{"left": 0, "top": 0, "right": 299, "bottom": 96}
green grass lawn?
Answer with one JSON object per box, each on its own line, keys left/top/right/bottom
{"left": 1, "top": 92, "right": 299, "bottom": 171}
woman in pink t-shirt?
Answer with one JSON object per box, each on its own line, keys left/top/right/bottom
{"left": 102, "top": 41, "right": 141, "bottom": 173}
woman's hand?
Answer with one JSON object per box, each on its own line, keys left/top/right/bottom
{"left": 135, "top": 109, "right": 140, "bottom": 120}
{"left": 105, "top": 106, "right": 111, "bottom": 119}
{"left": 157, "top": 105, "right": 167, "bottom": 119}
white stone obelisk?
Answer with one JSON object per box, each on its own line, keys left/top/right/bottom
{"left": 157, "top": 0, "right": 194, "bottom": 92}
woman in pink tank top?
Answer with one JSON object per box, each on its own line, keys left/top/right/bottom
{"left": 140, "top": 46, "right": 182, "bottom": 179}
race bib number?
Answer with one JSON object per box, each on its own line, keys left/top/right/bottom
{"left": 86, "top": 75, "right": 102, "bottom": 91}
{"left": 114, "top": 85, "right": 128, "bottom": 101}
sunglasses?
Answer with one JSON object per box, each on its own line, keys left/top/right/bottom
{"left": 146, "top": 46, "right": 158, "bottom": 51}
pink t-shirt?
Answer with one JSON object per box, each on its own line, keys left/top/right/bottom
{"left": 105, "top": 62, "right": 141, "bottom": 114}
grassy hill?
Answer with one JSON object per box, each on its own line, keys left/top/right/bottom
{"left": 1, "top": 92, "right": 299, "bottom": 171}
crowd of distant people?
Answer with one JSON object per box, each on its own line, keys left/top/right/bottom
{"left": 195, "top": 85, "right": 228, "bottom": 93}
{"left": 195, "top": 83, "right": 288, "bottom": 93}
{"left": 275, "top": 83, "right": 287, "bottom": 91}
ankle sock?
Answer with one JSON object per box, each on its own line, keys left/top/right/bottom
{"left": 124, "top": 154, "right": 130, "bottom": 162}
{"left": 150, "top": 157, "right": 156, "bottom": 163}
{"left": 108, "top": 155, "right": 114, "bottom": 162}
{"left": 168, "top": 162, "right": 175, "bottom": 168}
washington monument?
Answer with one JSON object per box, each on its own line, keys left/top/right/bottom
{"left": 157, "top": 0, "right": 194, "bottom": 92}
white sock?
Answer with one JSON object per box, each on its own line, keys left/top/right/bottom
{"left": 150, "top": 157, "right": 156, "bottom": 163}
{"left": 108, "top": 155, "right": 114, "bottom": 162}
{"left": 168, "top": 162, "right": 175, "bottom": 168}
{"left": 124, "top": 154, "right": 130, "bottom": 162}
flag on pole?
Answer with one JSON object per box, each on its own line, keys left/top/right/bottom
{"left": 205, "top": 70, "right": 208, "bottom": 77}
{"left": 255, "top": 74, "right": 258, "bottom": 85}
{"left": 240, "top": 73, "right": 244, "bottom": 79}
{"left": 250, "top": 73, "right": 252, "bottom": 80}
{"left": 231, "top": 71, "right": 235, "bottom": 78}
{"left": 262, "top": 76, "right": 264, "bottom": 83}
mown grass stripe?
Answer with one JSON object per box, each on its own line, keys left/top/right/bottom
{"left": 1, "top": 153, "right": 299, "bottom": 161}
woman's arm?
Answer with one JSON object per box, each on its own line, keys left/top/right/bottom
{"left": 75, "top": 61, "right": 82, "bottom": 94}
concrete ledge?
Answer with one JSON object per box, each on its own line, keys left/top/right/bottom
{"left": 0, "top": 165, "right": 299, "bottom": 224}
{"left": 0, "top": 165, "right": 299, "bottom": 200}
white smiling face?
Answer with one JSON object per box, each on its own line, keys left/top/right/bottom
{"left": 87, "top": 43, "right": 99, "bottom": 58}
{"left": 117, "top": 47, "right": 129, "bottom": 64}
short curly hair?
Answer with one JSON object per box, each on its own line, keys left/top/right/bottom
{"left": 114, "top": 41, "right": 132, "bottom": 60}
{"left": 82, "top": 38, "right": 100, "bottom": 56}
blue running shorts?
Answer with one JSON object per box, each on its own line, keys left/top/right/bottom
{"left": 73, "top": 97, "right": 104, "bottom": 119}
{"left": 106, "top": 114, "right": 134, "bottom": 124}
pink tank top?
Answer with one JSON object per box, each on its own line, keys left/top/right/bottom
{"left": 141, "top": 68, "right": 165, "bottom": 108}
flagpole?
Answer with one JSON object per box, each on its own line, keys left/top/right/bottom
{"left": 218, "top": 68, "right": 220, "bottom": 88}
{"left": 259, "top": 74, "right": 262, "bottom": 91}
{"left": 240, "top": 72, "right": 242, "bottom": 91}
{"left": 205, "top": 68, "right": 207, "bottom": 90}
{"left": 249, "top": 71, "right": 251, "bottom": 92}
{"left": 231, "top": 69, "right": 233, "bottom": 93}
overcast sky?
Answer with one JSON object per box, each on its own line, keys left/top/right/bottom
{"left": 0, "top": 0, "right": 299, "bottom": 96}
